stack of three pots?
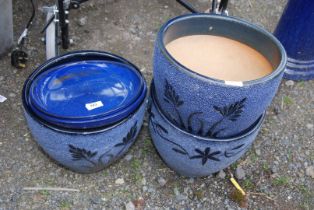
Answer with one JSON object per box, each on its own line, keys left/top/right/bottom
{"left": 149, "top": 14, "right": 287, "bottom": 177}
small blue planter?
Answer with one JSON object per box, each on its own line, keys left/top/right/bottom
{"left": 153, "top": 14, "right": 286, "bottom": 138}
{"left": 149, "top": 84, "right": 265, "bottom": 177}
{"left": 22, "top": 51, "right": 148, "bottom": 173}
{"left": 274, "top": 0, "right": 314, "bottom": 80}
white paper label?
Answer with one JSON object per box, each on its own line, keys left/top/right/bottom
{"left": 85, "top": 101, "right": 104, "bottom": 111}
{"left": 224, "top": 81, "right": 244, "bottom": 87}
{"left": 0, "top": 95, "right": 7, "bottom": 103}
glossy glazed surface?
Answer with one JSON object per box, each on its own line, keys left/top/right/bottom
{"left": 30, "top": 60, "right": 144, "bottom": 119}
{"left": 22, "top": 51, "right": 148, "bottom": 173}
{"left": 23, "top": 51, "right": 147, "bottom": 129}
{"left": 28, "top": 84, "right": 147, "bottom": 129}
{"left": 274, "top": 0, "right": 314, "bottom": 80}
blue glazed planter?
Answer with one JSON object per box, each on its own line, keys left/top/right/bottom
{"left": 22, "top": 50, "right": 148, "bottom": 173}
{"left": 153, "top": 14, "right": 286, "bottom": 138}
{"left": 148, "top": 85, "right": 265, "bottom": 177}
{"left": 274, "top": 0, "right": 314, "bottom": 80}
{"left": 23, "top": 100, "right": 146, "bottom": 173}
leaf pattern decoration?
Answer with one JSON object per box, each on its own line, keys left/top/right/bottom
{"left": 213, "top": 98, "right": 247, "bottom": 122}
{"left": 147, "top": 101, "right": 154, "bottom": 119}
{"left": 187, "top": 112, "right": 203, "bottom": 133}
{"left": 69, "top": 144, "right": 97, "bottom": 161}
{"left": 204, "top": 128, "right": 225, "bottom": 138}
{"left": 156, "top": 123, "right": 168, "bottom": 134}
{"left": 115, "top": 122, "right": 138, "bottom": 147}
{"left": 224, "top": 144, "right": 247, "bottom": 158}
{"left": 164, "top": 79, "right": 184, "bottom": 107}
{"left": 159, "top": 80, "right": 248, "bottom": 138}
{"left": 190, "top": 147, "right": 221, "bottom": 165}
{"left": 172, "top": 148, "right": 188, "bottom": 155}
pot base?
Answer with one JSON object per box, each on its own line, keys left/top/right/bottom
{"left": 283, "top": 58, "right": 314, "bottom": 81}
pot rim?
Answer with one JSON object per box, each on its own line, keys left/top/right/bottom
{"left": 23, "top": 93, "right": 147, "bottom": 135}
{"left": 150, "top": 83, "right": 265, "bottom": 142}
{"left": 25, "top": 50, "right": 146, "bottom": 120}
{"left": 22, "top": 50, "right": 147, "bottom": 135}
{"left": 157, "top": 13, "right": 287, "bottom": 87}
{"left": 28, "top": 60, "right": 145, "bottom": 120}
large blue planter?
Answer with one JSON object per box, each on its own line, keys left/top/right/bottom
{"left": 153, "top": 14, "right": 286, "bottom": 138}
{"left": 274, "top": 0, "right": 314, "bottom": 80}
{"left": 22, "top": 51, "right": 148, "bottom": 173}
{"left": 149, "top": 85, "right": 264, "bottom": 177}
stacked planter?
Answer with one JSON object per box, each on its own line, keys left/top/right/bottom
{"left": 150, "top": 14, "right": 287, "bottom": 177}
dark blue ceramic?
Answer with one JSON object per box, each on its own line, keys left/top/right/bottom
{"left": 28, "top": 85, "right": 147, "bottom": 129}
{"left": 153, "top": 14, "right": 286, "bottom": 138}
{"left": 24, "top": 51, "right": 147, "bottom": 129}
{"left": 148, "top": 85, "right": 265, "bottom": 177}
{"left": 274, "top": 0, "right": 314, "bottom": 80}
{"left": 22, "top": 51, "right": 148, "bottom": 173}
{"left": 29, "top": 60, "right": 144, "bottom": 119}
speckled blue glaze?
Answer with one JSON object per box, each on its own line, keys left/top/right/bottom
{"left": 148, "top": 87, "right": 264, "bottom": 177}
{"left": 274, "top": 0, "right": 314, "bottom": 80}
{"left": 153, "top": 14, "right": 286, "bottom": 138}
{"left": 23, "top": 98, "right": 147, "bottom": 174}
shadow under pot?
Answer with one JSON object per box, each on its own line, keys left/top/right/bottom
{"left": 153, "top": 14, "right": 286, "bottom": 138}
{"left": 148, "top": 84, "right": 265, "bottom": 177}
{"left": 22, "top": 50, "right": 147, "bottom": 173}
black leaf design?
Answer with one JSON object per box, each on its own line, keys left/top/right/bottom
{"left": 190, "top": 147, "right": 221, "bottom": 165}
{"left": 187, "top": 112, "right": 203, "bottom": 133}
{"left": 147, "top": 101, "right": 154, "bottom": 119}
{"left": 68, "top": 144, "right": 97, "bottom": 161}
{"left": 224, "top": 144, "right": 246, "bottom": 158}
{"left": 156, "top": 123, "right": 168, "bottom": 134}
{"left": 213, "top": 98, "right": 247, "bottom": 122}
{"left": 160, "top": 79, "right": 247, "bottom": 138}
{"left": 204, "top": 127, "right": 224, "bottom": 138}
{"left": 115, "top": 122, "right": 138, "bottom": 147}
{"left": 164, "top": 79, "right": 184, "bottom": 107}
{"left": 172, "top": 148, "right": 188, "bottom": 155}
{"left": 212, "top": 128, "right": 225, "bottom": 138}
{"left": 197, "top": 120, "right": 204, "bottom": 136}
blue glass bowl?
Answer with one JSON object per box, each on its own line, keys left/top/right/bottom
{"left": 24, "top": 51, "right": 147, "bottom": 129}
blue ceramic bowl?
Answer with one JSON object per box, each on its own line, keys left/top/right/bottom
{"left": 274, "top": 0, "right": 314, "bottom": 80}
{"left": 27, "top": 85, "right": 147, "bottom": 129}
{"left": 24, "top": 51, "right": 147, "bottom": 129}
{"left": 153, "top": 14, "right": 286, "bottom": 138}
{"left": 29, "top": 60, "right": 145, "bottom": 120}
{"left": 149, "top": 84, "right": 265, "bottom": 177}
{"left": 22, "top": 51, "right": 148, "bottom": 173}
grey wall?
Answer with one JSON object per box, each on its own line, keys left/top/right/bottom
{"left": 0, "top": 0, "right": 13, "bottom": 57}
